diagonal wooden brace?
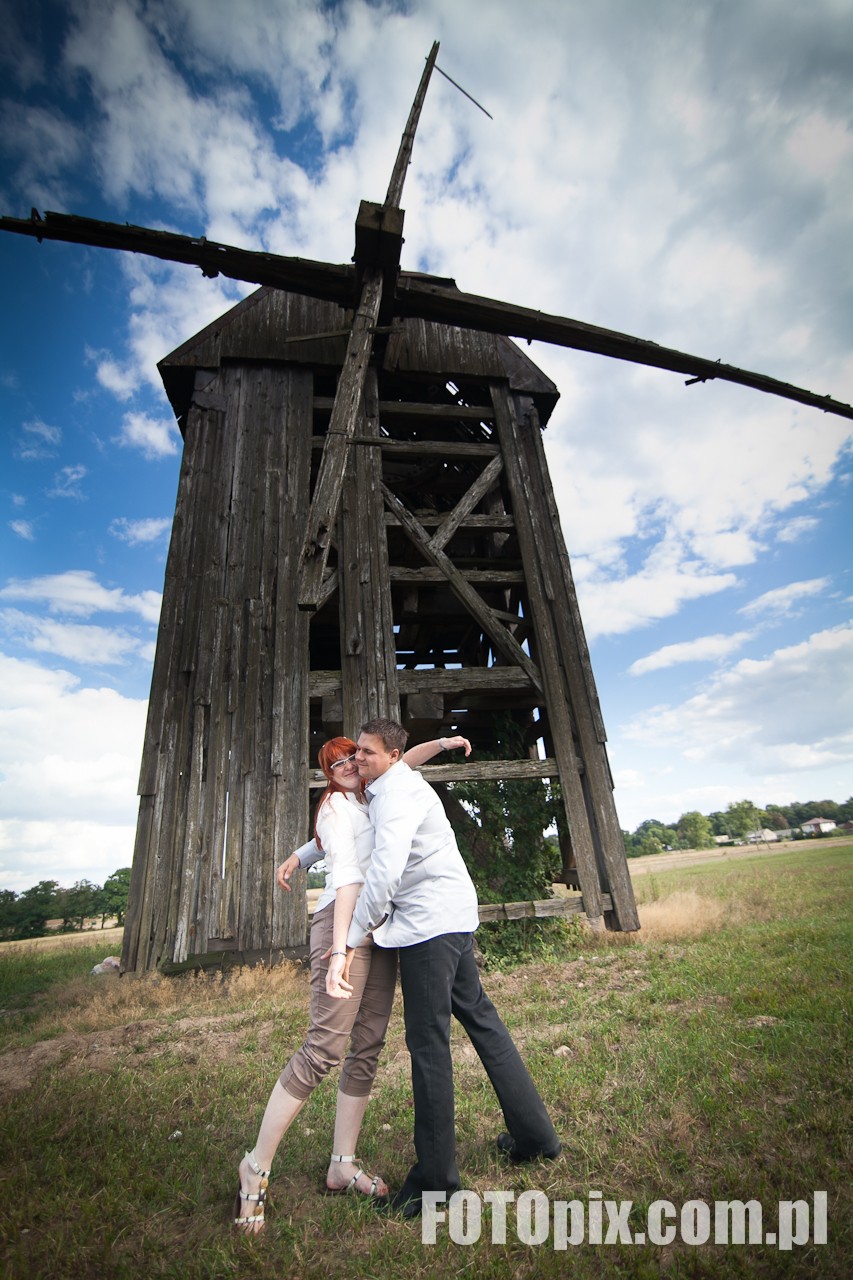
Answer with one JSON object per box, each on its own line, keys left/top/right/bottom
{"left": 380, "top": 480, "right": 543, "bottom": 691}
{"left": 298, "top": 265, "right": 384, "bottom": 610}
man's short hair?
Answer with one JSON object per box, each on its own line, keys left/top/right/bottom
{"left": 360, "top": 717, "right": 409, "bottom": 755}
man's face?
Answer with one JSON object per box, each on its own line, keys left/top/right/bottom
{"left": 355, "top": 732, "right": 400, "bottom": 781}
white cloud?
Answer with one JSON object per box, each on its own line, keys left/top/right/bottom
{"left": 0, "top": 609, "right": 147, "bottom": 666}
{"left": 89, "top": 348, "right": 138, "bottom": 400}
{"left": 0, "top": 570, "right": 162, "bottom": 624}
{"left": 16, "top": 418, "right": 61, "bottom": 460}
{"left": 623, "top": 623, "right": 853, "bottom": 773}
{"left": 571, "top": 538, "right": 738, "bottom": 641}
{"left": 114, "top": 411, "right": 180, "bottom": 458}
{"left": 629, "top": 631, "right": 754, "bottom": 676}
{"left": 0, "top": 654, "right": 145, "bottom": 891}
{"left": 8, "top": 520, "right": 34, "bottom": 541}
{"left": 48, "top": 464, "right": 87, "bottom": 499}
{"left": 740, "top": 577, "right": 831, "bottom": 619}
{"left": 109, "top": 516, "right": 172, "bottom": 545}
{"left": 776, "top": 516, "right": 820, "bottom": 544}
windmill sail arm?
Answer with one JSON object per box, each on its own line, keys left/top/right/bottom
{"left": 0, "top": 210, "right": 355, "bottom": 306}
{"left": 4, "top": 208, "right": 850, "bottom": 422}
{"left": 395, "top": 276, "right": 853, "bottom": 422}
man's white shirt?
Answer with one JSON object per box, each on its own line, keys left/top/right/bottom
{"left": 347, "top": 761, "right": 479, "bottom": 948}
{"left": 294, "top": 761, "right": 479, "bottom": 948}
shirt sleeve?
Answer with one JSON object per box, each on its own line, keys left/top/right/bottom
{"left": 347, "top": 775, "right": 425, "bottom": 947}
{"left": 294, "top": 839, "right": 323, "bottom": 869}
{"left": 317, "top": 794, "right": 366, "bottom": 892}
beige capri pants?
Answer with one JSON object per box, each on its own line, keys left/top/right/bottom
{"left": 279, "top": 901, "right": 397, "bottom": 1100}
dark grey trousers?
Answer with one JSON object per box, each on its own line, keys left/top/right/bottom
{"left": 396, "top": 931, "right": 559, "bottom": 1201}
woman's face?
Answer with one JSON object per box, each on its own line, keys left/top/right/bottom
{"left": 328, "top": 753, "right": 361, "bottom": 791}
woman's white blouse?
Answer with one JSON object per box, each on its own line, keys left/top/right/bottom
{"left": 313, "top": 789, "right": 373, "bottom": 914}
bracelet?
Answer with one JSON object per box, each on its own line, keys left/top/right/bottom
{"left": 330, "top": 950, "right": 347, "bottom": 957}
{"left": 439, "top": 737, "right": 447, "bottom": 750}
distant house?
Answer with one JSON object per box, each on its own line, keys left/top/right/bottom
{"left": 801, "top": 818, "right": 837, "bottom": 836}
{"left": 747, "top": 829, "right": 779, "bottom": 843}
{"left": 713, "top": 834, "right": 733, "bottom": 845}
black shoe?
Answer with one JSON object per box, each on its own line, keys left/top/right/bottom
{"left": 374, "top": 1189, "right": 422, "bottom": 1218}
{"left": 496, "top": 1132, "right": 562, "bottom": 1164}
{"left": 384, "top": 1190, "right": 422, "bottom": 1218}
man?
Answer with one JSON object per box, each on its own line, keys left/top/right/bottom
{"left": 328, "top": 716, "right": 561, "bottom": 1217}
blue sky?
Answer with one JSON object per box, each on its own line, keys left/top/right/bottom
{"left": 1, "top": 0, "right": 852, "bottom": 892}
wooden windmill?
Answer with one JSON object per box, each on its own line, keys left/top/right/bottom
{"left": 4, "top": 45, "right": 851, "bottom": 972}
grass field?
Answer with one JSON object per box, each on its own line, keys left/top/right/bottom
{"left": 1, "top": 843, "right": 850, "bottom": 1279}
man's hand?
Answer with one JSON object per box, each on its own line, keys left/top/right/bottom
{"left": 276, "top": 853, "right": 301, "bottom": 892}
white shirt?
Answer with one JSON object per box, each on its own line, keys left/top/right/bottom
{"left": 312, "top": 790, "right": 373, "bottom": 914}
{"left": 346, "top": 761, "right": 479, "bottom": 949}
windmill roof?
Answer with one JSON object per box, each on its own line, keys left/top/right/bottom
{"left": 159, "top": 283, "right": 559, "bottom": 431}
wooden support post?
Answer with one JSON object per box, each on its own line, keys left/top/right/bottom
{"left": 489, "top": 382, "right": 606, "bottom": 924}
{"left": 490, "top": 381, "right": 639, "bottom": 931}
{"left": 298, "top": 264, "right": 384, "bottom": 610}
{"left": 339, "top": 369, "right": 401, "bottom": 728}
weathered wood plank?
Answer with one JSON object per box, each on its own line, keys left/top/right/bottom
{"left": 515, "top": 393, "right": 639, "bottom": 932}
{"left": 314, "top": 397, "right": 494, "bottom": 422}
{"left": 429, "top": 453, "right": 504, "bottom": 553}
{"left": 490, "top": 381, "right": 604, "bottom": 923}
{"left": 390, "top": 567, "right": 525, "bottom": 584}
{"left": 386, "top": 513, "right": 514, "bottom": 530}
{"left": 312, "top": 435, "right": 499, "bottom": 458}
{"left": 339, "top": 368, "right": 400, "bottom": 729}
{"left": 381, "top": 480, "right": 544, "bottom": 691}
{"left": 477, "top": 894, "right": 613, "bottom": 922}
{"left": 298, "top": 264, "right": 384, "bottom": 610}
{"left": 306, "top": 758, "right": 561, "bottom": 788}
{"left": 271, "top": 368, "right": 314, "bottom": 948}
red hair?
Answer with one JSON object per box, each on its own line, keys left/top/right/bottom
{"left": 314, "top": 736, "right": 363, "bottom": 846}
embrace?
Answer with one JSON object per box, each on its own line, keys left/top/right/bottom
{"left": 234, "top": 717, "right": 560, "bottom": 1232}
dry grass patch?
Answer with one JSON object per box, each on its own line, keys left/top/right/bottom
{"left": 636, "top": 888, "right": 729, "bottom": 940}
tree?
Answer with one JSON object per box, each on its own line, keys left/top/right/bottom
{"left": 676, "top": 811, "right": 714, "bottom": 850}
{"left": 0, "top": 889, "right": 18, "bottom": 939}
{"left": 449, "top": 715, "right": 559, "bottom": 903}
{"left": 60, "top": 880, "right": 101, "bottom": 931}
{"left": 102, "top": 868, "right": 132, "bottom": 927}
{"left": 762, "top": 805, "right": 790, "bottom": 831}
{"left": 12, "top": 880, "right": 59, "bottom": 938}
{"left": 723, "top": 800, "right": 762, "bottom": 839}
{"left": 633, "top": 819, "right": 678, "bottom": 853}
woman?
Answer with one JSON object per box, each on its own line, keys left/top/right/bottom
{"left": 234, "top": 732, "right": 471, "bottom": 1234}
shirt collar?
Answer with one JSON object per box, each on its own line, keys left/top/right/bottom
{"left": 365, "top": 758, "right": 408, "bottom": 799}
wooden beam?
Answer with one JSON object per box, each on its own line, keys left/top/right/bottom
{"left": 477, "top": 894, "right": 613, "bottom": 922}
{"left": 428, "top": 453, "right": 505, "bottom": 553}
{"left": 314, "top": 398, "right": 494, "bottom": 422}
{"left": 380, "top": 480, "right": 543, "bottom": 691}
{"left": 490, "top": 382, "right": 604, "bottom": 923}
{"left": 6, "top": 210, "right": 851, "bottom": 422}
{"left": 308, "top": 758, "right": 561, "bottom": 787}
{"left": 311, "top": 436, "right": 499, "bottom": 458}
{"left": 297, "top": 264, "right": 384, "bottom": 610}
{"left": 396, "top": 277, "right": 853, "bottom": 421}
{"left": 308, "top": 667, "right": 535, "bottom": 696}
{"left": 390, "top": 566, "right": 525, "bottom": 584}
{"left": 386, "top": 513, "right": 515, "bottom": 531}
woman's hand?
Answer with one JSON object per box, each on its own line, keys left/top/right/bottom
{"left": 276, "top": 853, "right": 301, "bottom": 892}
{"left": 326, "top": 949, "right": 354, "bottom": 999}
{"left": 442, "top": 734, "right": 472, "bottom": 757}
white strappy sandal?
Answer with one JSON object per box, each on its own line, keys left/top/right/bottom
{"left": 233, "top": 1149, "right": 271, "bottom": 1233}
{"left": 325, "top": 1153, "right": 389, "bottom": 1204}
